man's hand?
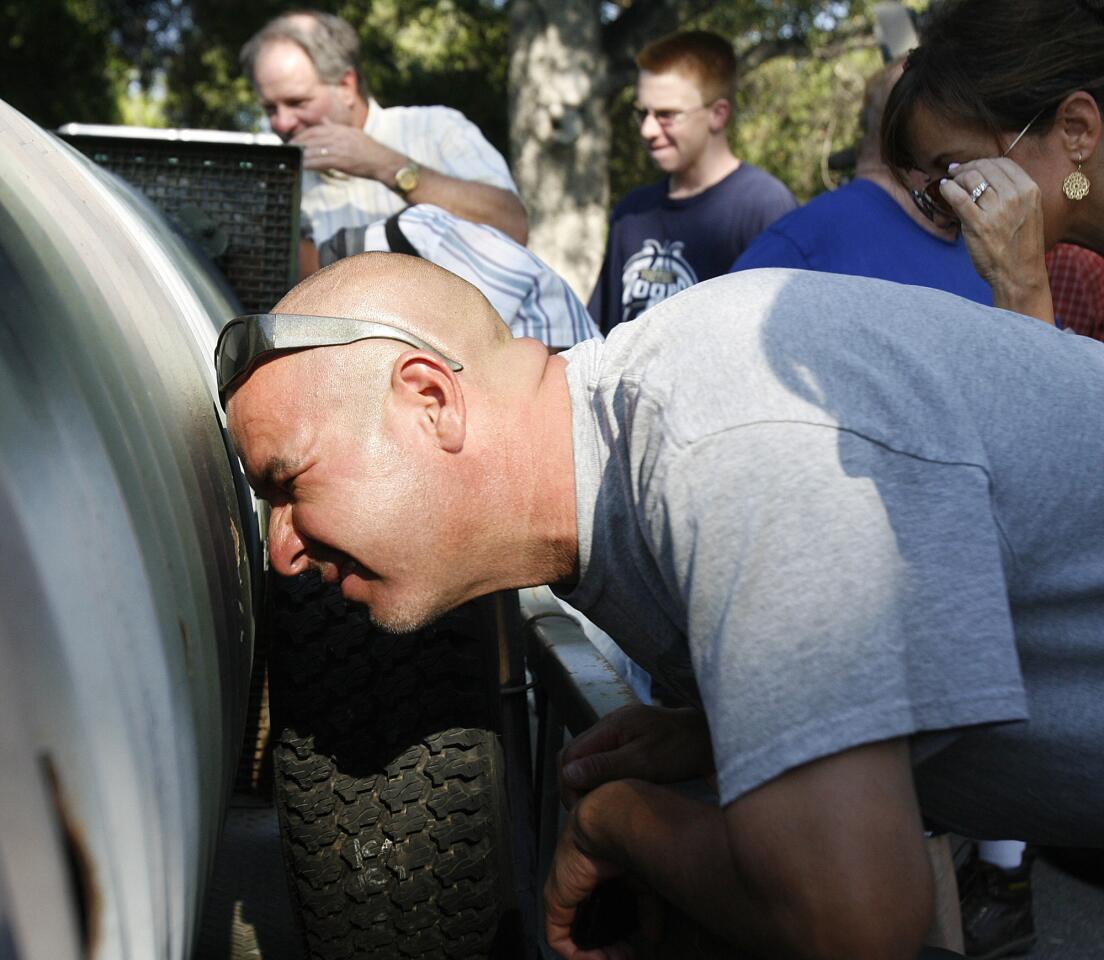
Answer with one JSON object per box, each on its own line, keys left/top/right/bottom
{"left": 294, "top": 119, "right": 404, "bottom": 182}
{"left": 558, "top": 704, "right": 713, "bottom": 809}
{"left": 544, "top": 786, "right": 635, "bottom": 960}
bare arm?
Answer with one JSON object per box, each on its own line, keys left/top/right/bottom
{"left": 293, "top": 120, "right": 529, "bottom": 245}
{"left": 390, "top": 163, "right": 528, "bottom": 246}
{"left": 545, "top": 737, "right": 933, "bottom": 959}
{"left": 298, "top": 238, "right": 320, "bottom": 280}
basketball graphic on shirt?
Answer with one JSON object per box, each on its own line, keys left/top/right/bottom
{"left": 620, "top": 239, "right": 699, "bottom": 324}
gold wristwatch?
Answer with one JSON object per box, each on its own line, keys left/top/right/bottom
{"left": 394, "top": 160, "right": 420, "bottom": 195}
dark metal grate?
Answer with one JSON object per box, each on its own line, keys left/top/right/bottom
{"left": 60, "top": 134, "right": 301, "bottom": 314}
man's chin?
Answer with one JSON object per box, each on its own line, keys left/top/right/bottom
{"left": 365, "top": 599, "right": 456, "bottom": 636}
{"left": 340, "top": 580, "right": 452, "bottom": 635}
{"left": 366, "top": 607, "right": 441, "bottom": 636}
{"left": 649, "top": 148, "right": 680, "bottom": 171}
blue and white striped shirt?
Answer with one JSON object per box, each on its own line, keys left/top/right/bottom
{"left": 319, "top": 204, "right": 600, "bottom": 349}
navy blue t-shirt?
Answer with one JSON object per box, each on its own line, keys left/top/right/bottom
{"left": 731, "top": 178, "right": 993, "bottom": 306}
{"left": 588, "top": 164, "right": 797, "bottom": 334}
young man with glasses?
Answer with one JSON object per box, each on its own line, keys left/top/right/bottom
{"left": 587, "top": 30, "right": 796, "bottom": 335}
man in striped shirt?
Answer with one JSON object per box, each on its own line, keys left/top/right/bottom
{"left": 320, "top": 204, "right": 598, "bottom": 351}
{"left": 240, "top": 9, "right": 528, "bottom": 266}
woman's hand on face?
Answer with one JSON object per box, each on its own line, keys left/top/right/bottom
{"left": 939, "top": 157, "right": 1056, "bottom": 322}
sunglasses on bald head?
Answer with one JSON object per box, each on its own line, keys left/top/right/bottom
{"left": 214, "top": 312, "right": 463, "bottom": 410}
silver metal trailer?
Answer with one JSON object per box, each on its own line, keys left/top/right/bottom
{"left": 0, "top": 102, "right": 533, "bottom": 960}
{"left": 0, "top": 98, "right": 259, "bottom": 960}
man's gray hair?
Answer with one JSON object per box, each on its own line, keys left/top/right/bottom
{"left": 240, "top": 10, "right": 369, "bottom": 100}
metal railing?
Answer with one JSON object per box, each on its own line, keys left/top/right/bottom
{"left": 515, "top": 587, "right": 641, "bottom": 958}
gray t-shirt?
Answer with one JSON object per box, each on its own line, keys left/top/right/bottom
{"left": 555, "top": 268, "right": 1104, "bottom": 844}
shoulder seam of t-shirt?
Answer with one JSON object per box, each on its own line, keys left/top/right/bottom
{"left": 740, "top": 162, "right": 798, "bottom": 204}
{"left": 764, "top": 226, "right": 812, "bottom": 267}
{"left": 715, "top": 686, "right": 1028, "bottom": 806}
{"left": 654, "top": 418, "right": 1020, "bottom": 568}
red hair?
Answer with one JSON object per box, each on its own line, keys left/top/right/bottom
{"left": 636, "top": 30, "right": 737, "bottom": 104}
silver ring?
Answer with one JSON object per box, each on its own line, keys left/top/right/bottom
{"left": 320, "top": 147, "right": 329, "bottom": 157}
{"left": 969, "top": 179, "right": 990, "bottom": 203}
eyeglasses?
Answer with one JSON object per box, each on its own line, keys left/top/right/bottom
{"left": 631, "top": 103, "right": 712, "bottom": 129}
{"left": 910, "top": 106, "right": 1045, "bottom": 224}
{"left": 214, "top": 312, "right": 463, "bottom": 409}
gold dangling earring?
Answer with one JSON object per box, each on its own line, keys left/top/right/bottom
{"left": 1063, "top": 152, "right": 1091, "bottom": 200}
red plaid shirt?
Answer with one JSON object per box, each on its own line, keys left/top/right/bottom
{"left": 1045, "top": 243, "right": 1104, "bottom": 341}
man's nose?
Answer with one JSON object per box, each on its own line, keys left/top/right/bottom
{"left": 268, "top": 504, "right": 309, "bottom": 576}
{"left": 270, "top": 106, "right": 298, "bottom": 137}
{"left": 640, "top": 112, "right": 663, "bottom": 139}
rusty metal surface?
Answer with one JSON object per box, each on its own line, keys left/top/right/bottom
{"left": 0, "top": 99, "right": 258, "bottom": 960}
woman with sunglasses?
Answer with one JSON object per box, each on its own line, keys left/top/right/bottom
{"left": 881, "top": 0, "right": 1104, "bottom": 325}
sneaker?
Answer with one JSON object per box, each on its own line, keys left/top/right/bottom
{"left": 958, "top": 848, "right": 1037, "bottom": 960}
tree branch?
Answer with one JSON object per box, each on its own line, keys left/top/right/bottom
{"left": 737, "top": 35, "right": 810, "bottom": 76}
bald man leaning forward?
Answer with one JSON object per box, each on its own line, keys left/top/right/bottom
{"left": 218, "top": 253, "right": 1104, "bottom": 960}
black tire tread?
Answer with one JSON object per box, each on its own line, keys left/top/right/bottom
{"left": 268, "top": 571, "right": 517, "bottom": 960}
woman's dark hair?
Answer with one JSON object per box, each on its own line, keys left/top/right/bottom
{"left": 881, "top": 0, "right": 1104, "bottom": 171}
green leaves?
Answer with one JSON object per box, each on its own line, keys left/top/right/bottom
{"left": 2, "top": 0, "right": 120, "bottom": 126}
{"left": 1, "top": 0, "right": 902, "bottom": 209}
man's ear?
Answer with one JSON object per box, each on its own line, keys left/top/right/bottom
{"left": 390, "top": 352, "right": 466, "bottom": 453}
{"left": 1055, "top": 90, "right": 1102, "bottom": 160}
{"left": 709, "top": 97, "right": 733, "bottom": 133}
{"left": 337, "top": 67, "right": 359, "bottom": 107}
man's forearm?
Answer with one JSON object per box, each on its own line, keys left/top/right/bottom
{"left": 402, "top": 166, "right": 528, "bottom": 245}
{"left": 566, "top": 778, "right": 794, "bottom": 955}
{"left": 565, "top": 773, "right": 931, "bottom": 959}
{"left": 297, "top": 126, "right": 529, "bottom": 245}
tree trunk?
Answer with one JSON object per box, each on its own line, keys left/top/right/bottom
{"left": 508, "top": 0, "right": 610, "bottom": 300}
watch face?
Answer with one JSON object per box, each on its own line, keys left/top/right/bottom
{"left": 396, "top": 164, "right": 419, "bottom": 193}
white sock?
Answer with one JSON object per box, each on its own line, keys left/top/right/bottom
{"left": 978, "top": 839, "right": 1026, "bottom": 870}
